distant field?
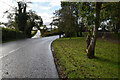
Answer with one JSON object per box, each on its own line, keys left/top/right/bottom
{"left": 52, "top": 37, "right": 119, "bottom": 78}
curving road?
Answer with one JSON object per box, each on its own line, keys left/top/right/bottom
{"left": 0, "top": 36, "right": 59, "bottom": 78}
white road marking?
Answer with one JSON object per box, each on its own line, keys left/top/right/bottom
{"left": 0, "top": 47, "right": 20, "bottom": 59}
{"left": 8, "top": 48, "right": 20, "bottom": 54}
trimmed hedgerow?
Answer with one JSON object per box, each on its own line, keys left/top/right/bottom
{"left": 41, "top": 29, "right": 60, "bottom": 37}
{"left": 1, "top": 27, "right": 25, "bottom": 41}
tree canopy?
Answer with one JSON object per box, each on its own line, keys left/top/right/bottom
{"left": 4, "top": 1, "right": 43, "bottom": 38}
{"left": 52, "top": 2, "right": 120, "bottom": 58}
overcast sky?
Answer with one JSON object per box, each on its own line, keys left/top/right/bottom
{"left": 0, "top": 0, "right": 63, "bottom": 28}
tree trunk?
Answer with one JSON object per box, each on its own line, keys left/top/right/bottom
{"left": 86, "top": 2, "right": 102, "bottom": 59}
{"left": 80, "top": 18, "right": 84, "bottom": 37}
{"left": 76, "top": 6, "right": 80, "bottom": 37}
{"left": 69, "top": 5, "right": 72, "bottom": 39}
{"left": 25, "top": 22, "right": 35, "bottom": 38}
{"left": 59, "top": 34, "right": 61, "bottom": 38}
{"left": 76, "top": 31, "right": 80, "bottom": 37}
{"left": 23, "top": 4, "right": 26, "bottom": 13}
{"left": 115, "top": 21, "right": 119, "bottom": 33}
{"left": 51, "top": 25, "right": 52, "bottom": 31}
{"left": 86, "top": 31, "right": 91, "bottom": 49}
{"left": 18, "top": 2, "right": 22, "bottom": 14}
{"left": 26, "top": 26, "right": 32, "bottom": 38}
{"left": 80, "top": 26, "right": 82, "bottom": 37}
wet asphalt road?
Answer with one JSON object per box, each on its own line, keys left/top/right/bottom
{"left": 0, "top": 36, "right": 59, "bottom": 78}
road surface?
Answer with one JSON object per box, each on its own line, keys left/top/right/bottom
{"left": 0, "top": 36, "right": 59, "bottom": 78}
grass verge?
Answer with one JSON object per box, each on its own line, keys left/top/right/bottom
{"left": 52, "top": 37, "right": 119, "bottom": 78}
{"left": 31, "top": 30, "right": 37, "bottom": 37}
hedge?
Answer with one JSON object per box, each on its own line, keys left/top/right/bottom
{"left": 1, "top": 27, "right": 25, "bottom": 41}
{"left": 41, "top": 29, "right": 60, "bottom": 37}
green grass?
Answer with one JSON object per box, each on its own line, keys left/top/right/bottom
{"left": 52, "top": 37, "right": 119, "bottom": 78}
{"left": 31, "top": 30, "right": 37, "bottom": 37}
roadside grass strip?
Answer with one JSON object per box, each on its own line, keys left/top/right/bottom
{"left": 52, "top": 37, "right": 119, "bottom": 78}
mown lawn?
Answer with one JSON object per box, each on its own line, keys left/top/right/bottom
{"left": 52, "top": 37, "right": 119, "bottom": 78}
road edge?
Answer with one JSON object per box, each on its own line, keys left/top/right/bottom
{"left": 50, "top": 38, "right": 60, "bottom": 78}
